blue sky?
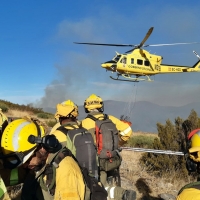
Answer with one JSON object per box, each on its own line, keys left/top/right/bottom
{"left": 1, "top": 1, "right": 200, "bottom": 109}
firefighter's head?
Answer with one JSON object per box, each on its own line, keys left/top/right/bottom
{"left": 84, "top": 94, "right": 104, "bottom": 113}
{"left": 1, "top": 117, "right": 59, "bottom": 169}
{"left": 55, "top": 99, "right": 79, "bottom": 122}
{"left": 188, "top": 129, "right": 200, "bottom": 162}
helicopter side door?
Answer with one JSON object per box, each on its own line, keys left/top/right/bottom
{"left": 117, "top": 56, "right": 127, "bottom": 70}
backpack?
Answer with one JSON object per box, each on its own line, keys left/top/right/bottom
{"left": 57, "top": 125, "right": 99, "bottom": 179}
{"left": 40, "top": 147, "right": 107, "bottom": 200}
{"left": 86, "top": 114, "right": 122, "bottom": 172}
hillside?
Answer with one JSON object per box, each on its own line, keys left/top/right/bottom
{"left": 43, "top": 100, "right": 200, "bottom": 133}
{"left": 0, "top": 99, "right": 55, "bottom": 126}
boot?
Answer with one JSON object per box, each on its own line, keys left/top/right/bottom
{"left": 123, "top": 190, "right": 136, "bottom": 200}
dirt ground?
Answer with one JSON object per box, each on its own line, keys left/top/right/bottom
{"left": 120, "top": 150, "right": 188, "bottom": 200}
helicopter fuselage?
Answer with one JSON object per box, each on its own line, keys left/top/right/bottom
{"left": 101, "top": 49, "right": 200, "bottom": 77}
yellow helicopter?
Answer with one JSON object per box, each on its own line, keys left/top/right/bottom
{"left": 74, "top": 27, "right": 200, "bottom": 82}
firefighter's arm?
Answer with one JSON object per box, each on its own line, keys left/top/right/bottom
{"left": 55, "top": 156, "right": 85, "bottom": 200}
{"left": 116, "top": 116, "right": 132, "bottom": 146}
{"left": 110, "top": 116, "right": 132, "bottom": 146}
{"left": 118, "top": 125, "right": 132, "bottom": 146}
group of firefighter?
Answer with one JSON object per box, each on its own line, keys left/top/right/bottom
{"left": 0, "top": 94, "right": 199, "bottom": 200}
{"left": 0, "top": 94, "right": 135, "bottom": 200}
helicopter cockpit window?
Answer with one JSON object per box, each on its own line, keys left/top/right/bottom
{"left": 131, "top": 58, "right": 134, "bottom": 64}
{"left": 114, "top": 55, "right": 121, "bottom": 62}
{"left": 137, "top": 59, "right": 143, "bottom": 65}
{"left": 120, "top": 57, "right": 127, "bottom": 64}
{"left": 144, "top": 60, "right": 150, "bottom": 66}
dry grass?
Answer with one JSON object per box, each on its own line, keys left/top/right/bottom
{"left": 133, "top": 131, "right": 158, "bottom": 137}
{"left": 7, "top": 110, "right": 34, "bottom": 118}
{"left": 120, "top": 150, "right": 187, "bottom": 199}
{"left": 6, "top": 110, "right": 49, "bottom": 124}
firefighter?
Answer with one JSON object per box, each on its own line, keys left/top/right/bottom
{"left": 0, "top": 116, "right": 49, "bottom": 200}
{"left": 81, "top": 94, "right": 136, "bottom": 200}
{"left": 51, "top": 100, "right": 107, "bottom": 200}
{"left": 50, "top": 99, "right": 81, "bottom": 140}
{"left": 177, "top": 129, "right": 200, "bottom": 199}
{"left": 1, "top": 117, "right": 86, "bottom": 200}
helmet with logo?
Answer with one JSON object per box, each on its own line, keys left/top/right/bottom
{"left": 84, "top": 94, "right": 104, "bottom": 113}
{"left": 54, "top": 99, "right": 79, "bottom": 120}
{"left": 188, "top": 129, "right": 200, "bottom": 162}
{"left": 1, "top": 117, "right": 59, "bottom": 169}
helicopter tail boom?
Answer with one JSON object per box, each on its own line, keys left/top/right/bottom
{"left": 185, "top": 60, "right": 200, "bottom": 72}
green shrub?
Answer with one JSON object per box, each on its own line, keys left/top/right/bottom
{"left": 37, "top": 113, "right": 49, "bottom": 119}
{"left": 0, "top": 103, "right": 9, "bottom": 113}
{"left": 47, "top": 120, "right": 57, "bottom": 127}
{"left": 140, "top": 110, "right": 200, "bottom": 181}
{"left": 125, "top": 135, "right": 156, "bottom": 148}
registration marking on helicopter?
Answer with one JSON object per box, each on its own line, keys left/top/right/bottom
{"left": 128, "top": 65, "right": 153, "bottom": 71}
{"left": 168, "top": 67, "right": 182, "bottom": 72}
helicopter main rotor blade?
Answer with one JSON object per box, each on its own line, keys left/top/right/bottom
{"left": 144, "top": 42, "right": 200, "bottom": 47}
{"left": 138, "top": 27, "right": 154, "bottom": 48}
{"left": 125, "top": 27, "right": 154, "bottom": 53}
{"left": 74, "top": 41, "right": 200, "bottom": 48}
{"left": 74, "top": 42, "right": 138, "bottom": 47}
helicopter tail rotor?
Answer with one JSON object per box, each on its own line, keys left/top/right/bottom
{"left": 193, "top": 51, "right": 200, "bottom": 60}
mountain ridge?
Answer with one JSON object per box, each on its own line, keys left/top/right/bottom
{"left": 43, "top": 100, "right": 200, "bottom": 133}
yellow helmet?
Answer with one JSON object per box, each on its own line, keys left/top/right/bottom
{"left": 84, "top": 94, "right": 104, "bottom": 113}
{"left": 1, "top": 117, "right": 48, "bottom": 168}
{"left": 54, "top": 99, "right": 79, "bottom": 120}
{"left": 189, "top": 129, "right": 200, "bottom": 162}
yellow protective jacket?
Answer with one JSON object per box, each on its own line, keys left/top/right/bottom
{"left": 50, "top": 122, "right": 61, "bottom": 134}
{"left": 22, "top": 148, "right": 86, "bottom": 200}
{"left": 49, "top": 121, "right": 86, "bottom": 200}
{"left": 176, "top": 187, "right": 200, "bottom": 200}
{"left": 81, "top": 112, "right": 133, "bottom": 146}
{"left": 50, "top": 121, "right": 80, "bottom": 144}
{"left": 41, "top": 155, "right": 85, "bottom": 200}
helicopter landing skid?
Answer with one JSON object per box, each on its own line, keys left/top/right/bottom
{"left": 110, "top": 74, "right": 153, "bottom": 82}
{"left": 110, "top": 76, "right": 139, "bottom": 82}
